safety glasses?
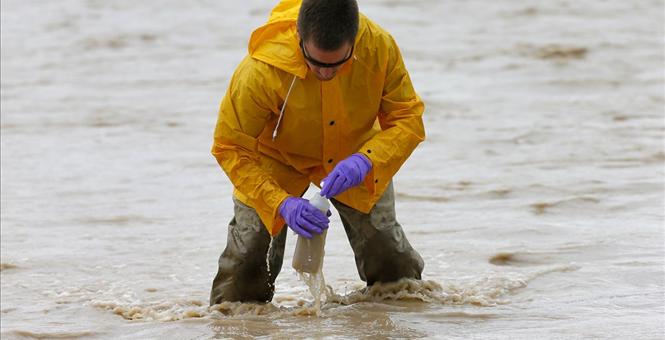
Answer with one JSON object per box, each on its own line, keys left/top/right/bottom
{"left": 299, "top": 40, "right": 354, "bottom": 68}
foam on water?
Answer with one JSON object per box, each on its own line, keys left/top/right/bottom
{"left": 92, "top": 299, "right": 210, "bottom": 321}
{"left": 327, "top": 265, "right": 579, "bottom": 307}
{"left": 78, "top": 264, "right": 578, "bottom": 323}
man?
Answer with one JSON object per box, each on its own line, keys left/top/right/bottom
{"left": 210, "top": 0, "right": 425, "bottom": 305}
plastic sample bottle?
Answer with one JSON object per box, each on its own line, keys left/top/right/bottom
{"left": 292, "top": 192, "right": 330, "bottom": 273}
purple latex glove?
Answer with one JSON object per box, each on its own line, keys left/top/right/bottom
{"left": 279, "top": 197, "right": 330, "bottom": 239}
{"left": 321, "top": 153, "right": 372, "bottom": 199}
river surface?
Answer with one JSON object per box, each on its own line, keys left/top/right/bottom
{"left": 1, "top": 0, "right": 664, "bottom": 339}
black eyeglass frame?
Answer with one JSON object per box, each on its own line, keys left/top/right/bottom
{"left": 299, "top": 40, "right": 354, "bottom": 68}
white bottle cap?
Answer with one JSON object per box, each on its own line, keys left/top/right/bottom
{"left": 309, "top": 192, "right": 330, "bottom": 213}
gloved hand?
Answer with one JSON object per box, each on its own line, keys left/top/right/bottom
{"left": 279, "top": 197, "right": 330, "bottom": 239}
{"left": 320, "top": 153, "right": 372, "bottom": 199}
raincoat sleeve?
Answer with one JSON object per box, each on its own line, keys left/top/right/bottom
{"left": 358, "top": 35, "right": 425, "bottom": 195}
{"left": 212, "top": 57, "right": 290, "bottom": 236}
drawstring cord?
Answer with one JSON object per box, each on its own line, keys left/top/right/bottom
{"left": 272, "top": 75, "right": 297, "bottom": 141}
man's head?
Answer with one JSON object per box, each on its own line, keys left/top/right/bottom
{"left": 297, "top": 0, "right": 359, "bottom": 81}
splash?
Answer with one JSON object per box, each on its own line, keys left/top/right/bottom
{"left": 91, "top": 299, "right": 283, "bottom": 321}
{"left": 296, "top": 271, "right": 327, "bottom": 314}
{"left": 92, "top": 299, "right": 211, "bottom": 321}
{"left": 266, "top": 236, "right": 274, "bottom": 290}
{"left": 327, "top": 264, "right": 579, "bottom": 307}
{"left": 78, "top": 264, "right": 578, "bottom": 321}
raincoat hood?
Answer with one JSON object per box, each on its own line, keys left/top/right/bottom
{"left": 248, "top": 0, "right": 363, "bottom": 79}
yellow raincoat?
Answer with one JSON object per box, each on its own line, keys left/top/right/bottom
{"left": 212, "top": 0, "right": 425, "bottom": 236}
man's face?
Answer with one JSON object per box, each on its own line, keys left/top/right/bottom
{"left": 300, "top": 40, "right": 354, "bottom": 81}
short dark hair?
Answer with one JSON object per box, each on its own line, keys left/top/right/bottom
{"left": 297, "top": 0, "right": 359, "bottom": 51}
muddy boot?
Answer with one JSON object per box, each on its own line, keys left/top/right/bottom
{"left": 210, "top": 198, "right": 287, "bottom": 305}
{"left": 331, "top": 182, "right": 424, "bottom": 286}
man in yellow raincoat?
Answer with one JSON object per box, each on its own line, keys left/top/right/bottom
{"left": 210, "top": 0, "right": 425, "bottom": 305}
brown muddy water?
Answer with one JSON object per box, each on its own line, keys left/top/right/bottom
{"left": 1, "top": 0, "right": 664, "bottom": 339}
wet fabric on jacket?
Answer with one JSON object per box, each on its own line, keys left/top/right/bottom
{"left": 212, "top": 0, "right": 425, "bottom": 236}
